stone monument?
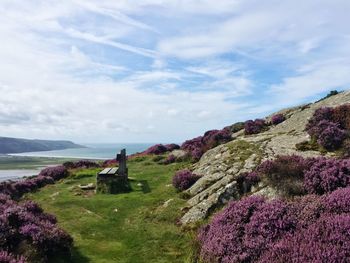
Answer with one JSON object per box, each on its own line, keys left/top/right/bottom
{"left": 96, "top": 149, "right": 130, "bottom": 194}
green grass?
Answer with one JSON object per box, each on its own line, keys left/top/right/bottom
{"left": 26, "top": 156, "right": 194, "bottom": 263}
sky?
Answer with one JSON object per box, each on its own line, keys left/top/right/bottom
{"left": 0, "top": 0, "right": 350, "bottom": 143}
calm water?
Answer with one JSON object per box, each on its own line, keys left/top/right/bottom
{"left": 2, "top": 143, "right": 154, "bottom": 181}
{"left": 9, "top": 143, "right": 154, "bottom": 159}
{"left": 0, "top": 169, "right": 41, "bottom": 181}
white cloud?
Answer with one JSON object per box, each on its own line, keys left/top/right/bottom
{"left": 0, "top": 0, "right": 349, "bottom": 143}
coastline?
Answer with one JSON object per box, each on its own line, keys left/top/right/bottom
{"left": 0, "top": 155, "right": 75, "bottom": 182}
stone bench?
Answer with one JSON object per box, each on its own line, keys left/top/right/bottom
{"left": 96, "top": 149, "right": 130, "bottom": 194}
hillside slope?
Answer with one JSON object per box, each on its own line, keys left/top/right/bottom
{"left": 0, "top": 136, "right": 84, "bottom": 154}
{"left": 181, "top": 90, "right": 350, "bottom": 224}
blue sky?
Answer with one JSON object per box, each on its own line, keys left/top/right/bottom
{"left": 0, "top": 0, "right": 350, "bottom": 143}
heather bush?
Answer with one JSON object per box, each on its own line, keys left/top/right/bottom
{"left": 259, "top": 214, "right": 350, "bottom": 263}
{"left": 306, "top": 107, "right": 333, "bottom": 134}
{"left": 162, "top": 154, "right": 176, "bottom": 165}
{"left": 0, "top": 251, "right": 26, "bottom": 263}
{"left": 331, "top": 103, "right": 350, "bottom": 130}
{"left": 304, "top": 158, "right": 350, "bottom": 194}
{"left": 198, "top": 188, "right": 350, "bottom": 263}
{"left": 198, "top": 196, "right": 266, "bottom": 263}
{"left": 311, "top": 120, "right": 346, "bottom": 150}
{"left": 102, "top": 159, "right": 117, "bottom": 167}
{"left": 0, "top": 166, "right": 68, "bottom": 199}
{"left": 305, "top": 104, "right": 350, "bottom": 151}
{"left": 243, "top": 199, "right": 297, "bottom": 260}
{"left": 322, "top": 187, "right": 350, "bottom": 214}
{"left": 64, "top": 160, "right": 100, "bottom": 169}
{"left": 143, "top": 144, "right": 168, "bottom": 155}
{"left": 236, "top": 172, "right": 260, "bottom": 194}
{"left": 223, "top": 122, "right": 245, "bottom": 134}
{"left": 39, "top": 166, "right": 68, "bottom": 181}
{"left": 257, "top": 155, "right": 314, "bottom": 196}
{"left": 290, "top": 194, "right": 325, "bottom": 229}
{"left": 181, "top": 129, "right": 232, "bottom": 161}
{"left": 0, "top": 195, "right": 72, "bottom": 262}
{"left": 244, "top": 119, "right": 267, "bottom": 135}
{"left": 172, "top": 170, "right": 201, "bottom": 191}
{"left": 271, "top": 114, "right": 285, "bottom": 125}
{"left": 62, "top": 161, "right": 75, "bottom": 169}
{"left": 73, "top": 160, "right": 100, "bottom": 169}
{"left": 164, "top": 144, "right": 180, "bottom": 151}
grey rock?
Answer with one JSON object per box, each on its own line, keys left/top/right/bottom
{"left": 180, "top": 91, "right": 350, "bottom": 224}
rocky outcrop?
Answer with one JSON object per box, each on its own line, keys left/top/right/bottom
{"left": 180, "top": 91, "right": 350, "bottom": 224}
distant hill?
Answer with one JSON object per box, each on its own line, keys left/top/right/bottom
{"left": 0, "top": 136, "right": 85, "bottom": 154}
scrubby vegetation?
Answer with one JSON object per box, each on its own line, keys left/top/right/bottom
{"left": 236, "top": 172, "right": 260, "bottom": 195}
{"left": 257, "top": 155, "right": 312, "bottom": 196}
{"left": 254, "top": 155, "right": 350, "bottom": 196}
{"left": 0, "top": 195, "right": 72, "bottom": 262}
{"left": 305, "top": 104, "right": 350, "bottom": 151}
{"left": 244, "top": 119, "right": 267, "bottom": 135}
{"left": 0, "top": 166, "right": 73, "bottom": 262}
{"left": 198, "top": 187, "right": 350, "bottom": 263}
{"left": 0, "top": 166, "right": 69, "bottom": 199}
{"left": 270, "top": 114, "right": 285, "bottom": 125}
{"left": 63, "top": 160, "right": 100, "bottom": 169}
{"left": 172, "top": 169, "right": 201, "bottom": 191}
{"left": 181, "top": 129, "right": 232, "bottom": 161}
{"left": 198, "top": 151, "right": 350, "bottom": 262}
{"left": 143, "top": 143, "right": 180, "bottom": 155}
{"left": 315, "top": 90, "right": 340, "bottom": 103}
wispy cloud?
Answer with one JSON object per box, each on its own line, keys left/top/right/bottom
{"left": 0, "top": 0, "right": 349, "bottom": 142}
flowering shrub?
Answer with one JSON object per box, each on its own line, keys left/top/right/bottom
{"left": 162, "top": 154, "right": 176, "bottom": 165}
{"left": 304, "top": 158, "right": 350, "bottom": 194}
{"left": 254, "top": 155, "right": 350, "bottom": 196}
{"left": 244, "top": 119, "right": 267, "bottom": 135}
{"left": 73, "top": 160, "right": 100, "bottom": 169}
{"left": 198, "top": 188, "right": 350, "bottom": 263}
{"left": 63, "top": 160, "right": 100, "bottom": 169}
{"left": 164, "top": 144, "right": 180, "bottom": 151}
{"left": 102, "top": 159, "right": 118, "bottom": 167}
{"left": 0, "top": 251, "right": 26, "bottom": 263}
{"left": 306, "top": 107, "right": 334, "bottom": 134}
{"left": 257, "top": 155, "right": 314, "bottom": 196}
{"left": 181, "top": 129, "right": 232, "bottom": 161}
{"left": 331, "top": 103, "right": 350, "bottom": 130}
{"left": 236, "top": 172, "right": 260, "bottom": 194}
{"left": 172, "top": 170, "right": 201, "bottom": 191}
{"left": 271, "top": 114, "right": 285, "bottom": 125}
{"left": 198, "top": 196, "right": 266, "bottom": 263}
{"left": 143, "top": 144, "right": 168, "bottom": 155}
{"left": 0, "top": 166, "right": 68, "bottom": 199}
{"left": 305, "top": 104, "right": 350, "bottom": 150}
{"left": 143, "top": 143, "right": 180, "bottom": 155}
{"left": 0, "top": 195, "right": 72, "bottom": 262}
{"left": 223, "top": 122, "right": 245, "bottom": 134}
{"left": 260, "top": 214, "right": 350, "bottom": 263}
{"left": 316, "top": 121, "right": 346, "bottom": 150}
{"left": 322, "top": 187, "right": 350, "bottom": 214}
{"left": 39, "top": 166, "right": 68, "bottom": 180}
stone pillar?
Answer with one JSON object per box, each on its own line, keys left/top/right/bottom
{"left": 117, "top": 149, "right": 128, "bottom": 178}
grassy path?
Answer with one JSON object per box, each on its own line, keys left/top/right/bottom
{"left": 27, "top": 157, "right": 193, "bottom": 263}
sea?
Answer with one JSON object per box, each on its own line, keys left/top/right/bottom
{"left": 9, "top": 143, "right": 154, "bottom": 159}
{"left": 1, "top": 143, "right": 154, "bottom": 182}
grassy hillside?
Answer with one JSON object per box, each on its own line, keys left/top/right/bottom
{"left": 0, "top": 136, "right": 84, "bottom": 154}
{"left": 26, "top": 156, "right": 195, "bottom": 263}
